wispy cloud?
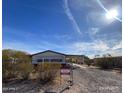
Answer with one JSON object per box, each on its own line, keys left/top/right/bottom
{"left": 64, "top": 39, "right": 122, "bottom": 58}
{"left": 112, "top": 41, "right": 122, "bottom": 50}
{"left": 3, "top": 0, "right": 121, "bottom": 58}
{"left": 87, "top": 27, "right": 100, "bottom": 36}
{"left": 71, "top": 40, "right": 109, "bottom": 52}
{"left": 63, "top": 0, "right": 82, "bottom": 34}
{"left": 3, "top": 38, "right": 122, "bottom": 58}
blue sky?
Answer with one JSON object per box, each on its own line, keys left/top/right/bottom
{"left": 2, "top": 0, "right": 122, "bottom": 58}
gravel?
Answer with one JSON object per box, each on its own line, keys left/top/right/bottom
{"left": 63, "top": 65, "right": 122, "bottom": 93}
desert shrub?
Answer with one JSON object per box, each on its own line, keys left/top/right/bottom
{"left": 94, "top": 57, "right": 122, "bottom": 69}
{"left": 37, "top": 62, "right": 61, "bottom": 82}
{"left": 84, "top": 59, "right": 92, "bottom": 66}
{"left": 17, "top": 62, "right": 33, "bottom": 80}
{"left": 2, "top": 49, "right": 32, "bottom": 81}
{"left": 95, "top": 58, "right": 110, "bottom": 69}
{"left": 2, "top": 62, "right": 17, "bottom": 80}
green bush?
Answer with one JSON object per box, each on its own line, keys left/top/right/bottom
{"left": 84, "top": 59, "right": 92, "bottom": 66}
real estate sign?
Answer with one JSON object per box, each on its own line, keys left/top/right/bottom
{"left": 60, "top": 63, "right": 71, "bottom": 75}
{"left": 60, "top": 69, "right": 71, "bottom": 75}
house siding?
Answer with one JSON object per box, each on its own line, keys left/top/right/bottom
{"left": 32, "top": 51, "right": 66, "bottom": 64}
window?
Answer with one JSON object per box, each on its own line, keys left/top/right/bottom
{"left": 37, "top": 59, "right": 43, "bottom": 62}
{"left": 51, "top": 59, "right": 63, "bottom": 62}
{"left": 37, "top": 59, "right": 63, "bottom": 62}
{"left": 44, "top": 59, "right": 49, "bottom": 62}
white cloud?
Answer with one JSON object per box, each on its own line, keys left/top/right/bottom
{"left": 87, "top": 27, "right": 100, "bottom": 36}
{"left": 91, "top": 27, "right": 99, "bottom": 34}
{"left": 72, "top": 40, "right": 109, "bottom": 52}
{"left": 108, "top": 49, "right": 122, "bottom": 57}
{"left": 3, "top": 39, "right": 122, "bottom": 58}
{"left": 65, "top": 39, "right": 121, "bottom": 58}
{"left": 70, "top": 0, "right": 99, "bottom": 11}
{"left": 87, "top": 11, "right": 115, "bottom": 27}
{"left": 72, "top": 0, "right": 121, "bottom": 24}
{"left": 63, "top": 0, "right": 82, "bottom": 34}
{"left": 112, "top": 41, "right": 122, "bottom": 50}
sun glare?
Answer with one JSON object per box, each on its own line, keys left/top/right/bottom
{"left": 105, "top": 9, "right": 118, "bottom": 19}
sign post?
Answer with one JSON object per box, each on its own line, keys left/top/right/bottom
{"left": 60, "top": 62, "right": 73, "bottom": 86}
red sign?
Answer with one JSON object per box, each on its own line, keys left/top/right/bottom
{"left": 60, "top": 69, "right": 71, "bottom": 75}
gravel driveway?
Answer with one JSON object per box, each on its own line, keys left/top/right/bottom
{"left": 63, "top": 65, "right": 122, "bottom": 93}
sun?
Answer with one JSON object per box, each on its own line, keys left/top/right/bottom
{"left": 105, "top": 9, "right": 118, "bottom": 19}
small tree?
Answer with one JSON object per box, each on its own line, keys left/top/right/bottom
{"left": 94, "top": 54, "right": 114, "bottom": 69}
{"left": 84, "top": 59, "right": 92, "bottom": 66}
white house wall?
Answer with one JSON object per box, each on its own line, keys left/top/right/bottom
{"left": 32, "top": 51, "right": 66, "bottom": 64}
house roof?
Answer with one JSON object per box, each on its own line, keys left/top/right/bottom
{"left": 31, "top": 50, "right": 66, "bottom": 56}
{"left": 31, "top": 50, "right": 89, "bottom": 59}
{"left": 66, "top": 55, "right": 84, "bottom": 57}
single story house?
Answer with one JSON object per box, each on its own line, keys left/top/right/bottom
{"left": 31, "top": 50, "right": 88, "bottom": 64}
{"left": 32, "top": 50, "right": 66, "bottom": 64}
